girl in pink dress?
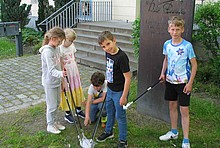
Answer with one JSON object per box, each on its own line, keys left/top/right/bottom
{"left": 60, "top": 28, "right": 85, "bottom": 123}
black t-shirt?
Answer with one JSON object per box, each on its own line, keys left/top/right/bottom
{"left": 106, "top": 48, "right": 130, "bottom": 92}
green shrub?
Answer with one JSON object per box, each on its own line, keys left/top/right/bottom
{"left": 131, "top": 17, "right": 140, "bottom": 59}
{"left": 22, "top": 28, "right": 43, "bottom": 46}
{"left": 194, "top": 1, "right": 220, "bottom": 58}
{"left": 193, "top": 1, "right": 220, "bottom": 95}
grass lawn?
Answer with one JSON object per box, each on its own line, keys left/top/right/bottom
{"left": 0, "top": 37, "right": 219, "bottom": 147}
{"left": 0, "top": 37, "right": 16, "bottom": 60}
{"left": 0, "top": 79, "right": 219, "bottom": 148}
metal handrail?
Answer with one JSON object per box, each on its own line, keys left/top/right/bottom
{"left": 37, "top": 0, "right": 75, "bottom": 26}
{"left": 37, "top": 1, "right": 112, "bottom": 32}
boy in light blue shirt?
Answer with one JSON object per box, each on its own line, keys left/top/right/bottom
{"left": 159, "top": 16, "right": 197, "bottom": 148}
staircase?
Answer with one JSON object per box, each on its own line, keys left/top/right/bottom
{"left": 74, "top": 20, "right": 138, "bottom": 75}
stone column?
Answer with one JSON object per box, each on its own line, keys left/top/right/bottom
{"left": 137, "top": 0, "right": 195, "bottom": 123}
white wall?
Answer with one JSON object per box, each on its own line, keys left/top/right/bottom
{"left": 112, "top": 0, "right": 136, "bottom": 22}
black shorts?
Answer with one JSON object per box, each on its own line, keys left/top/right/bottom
{"left": 165, "top": 81, "right": 190, "bottom": 106}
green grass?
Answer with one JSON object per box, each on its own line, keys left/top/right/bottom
{"left": 0, "top": 79, "right": 219, "bottom": 147}
{"left": 0, "top": 37, "right": 16, "bottom": 60}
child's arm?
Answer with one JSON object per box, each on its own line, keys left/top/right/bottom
{"left": 92, "top": 92, "right": 106, "bottom": 104}
{"left": 84, "top": 94, "right": 93, "bottom": 126}
{"left": 120, "top": 71, "right": 131, "bottom": 106}
{"left": 183, "top": 57, "right": 197, "bottom": 94}
{"left": 159, "top": 55, "right": 168, "bottom": 82}
{"left": 44, "top": 51, "right": 65, "bottom": 78}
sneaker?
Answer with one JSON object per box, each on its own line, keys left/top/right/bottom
{"left": 64, "top": 114, "right": 76, "bottom": 124}
{"left": 118, "top": 140, "right": 128, "bottom": 148}
{"left": 47, "top": 125, "right": 61, "bottom": 134}
{"left": 54, "top": 122, "right": 65, "bottom": 130}
{"left": 159, "top": 131, "right": 178, "bottom": 141}
{"left": 75, "top": 110, "right": 85, "bottom": 119}
{"left": 182, "top": 142, "right": 190, "bottom": 148}
{"left": 96, "top": 132, "right": 114, "bottom": 142}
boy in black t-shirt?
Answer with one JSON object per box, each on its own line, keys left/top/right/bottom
{"left": 96, "top": 31, "right": 131, "bottom": 148}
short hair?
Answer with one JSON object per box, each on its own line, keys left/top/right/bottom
{"left": 98, "top": 31, "right": 114, "bottom": 45}
{"left": 168, "top": 16, "right": 185, "bottom": 27}
{"left": 42, "top": 27, "right": 65, "bottom": 46}
{"left": 64, "top": 28, "right": 77, "bottom": 41}
{"left": 90, "top": 71, "right": 105, "bottom": 87}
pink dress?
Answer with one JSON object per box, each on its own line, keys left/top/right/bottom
{"left": 60, "top": 43, "right": 85, "bottom": 110}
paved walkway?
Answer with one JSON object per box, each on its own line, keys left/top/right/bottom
{"left": 0, "top": 55, "right": 100, "bottom": 114}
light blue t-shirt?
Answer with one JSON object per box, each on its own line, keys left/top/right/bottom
{"left": 163, "top": 39, "right": 196, "bottom": 84}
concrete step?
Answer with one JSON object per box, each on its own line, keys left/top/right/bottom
{"left": 75, "top": 52, "right": 137, "bottom": 72}
{"left": 74, "top": 21, "right": 137, "bottom": 74}
{"left": 77, "top": 21, "right": 132, "bottom": 34}
{"left": 75, "top": 28, "right": 132, "bottom": 41}
{"left": 75, "top": 40, "right": 136, "bottom": 62}
{"left": 76, "top": 34, "right": 133, "bottom": 49}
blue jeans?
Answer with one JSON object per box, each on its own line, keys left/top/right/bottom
{"left": 90, "top": 102, "right": 106, "bottom": 122}
{"left": 105, "top": 87, "right": 127, "bottom": 141}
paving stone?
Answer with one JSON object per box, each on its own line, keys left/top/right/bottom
{"left": 16, "top": 94, "right": 27, "bottom": 99}
{"left": 11, "top": 100, "right": 22, "bottom": 105}
{"left": 0, "top": 55, "right": 101, "bottom": 115}
{"left": 2, "top": 102, "right": 13, "bottom": 108}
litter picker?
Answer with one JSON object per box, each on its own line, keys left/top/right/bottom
{"left": 88, "top": 95, "right": 107, "bottom": 147}
{"left": 64, "top": 76, "right": 91, "bottom": 148}
{"left": 123, "top": 80, "right": 161, "bottom": 110}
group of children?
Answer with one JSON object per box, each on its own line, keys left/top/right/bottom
{"left": 40, "top": 16, "right": 197, "bottom": 148}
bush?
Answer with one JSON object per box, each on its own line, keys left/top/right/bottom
{"left": 22, "top": 28, "right": 43, "bottom": 46}
{"left": 193, "top": 1, "right": 220, "bottom": 94}
{"left": 194, "top": 1, "right": 220, "bottom": 58}
{"left": 131, "top": 17, "right": 140, "bottom": 59}
{"left": 22, "top": 28, "right": 43, "bottom": 54}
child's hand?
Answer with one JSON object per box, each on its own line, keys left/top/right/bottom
{"left": 63, "top": 70, "right": 67, "bottom": 77}
{"left": 159, "top": 74, "right": 165, "bottom": 83}
{"left": 183, "top": 83, "right": 192, "bottom": 95}
{"left": 81, "top": 100, "right": 87, "bottom": 106}
{"left": 84, "top": 117, "right": 91, "bottom": 126}
{"left": 120, "top": 96, "right": 127, "bottom": 106}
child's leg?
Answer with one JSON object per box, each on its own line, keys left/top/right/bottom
{"left": 105, "top": 88, "right": 115, "bottom": 133}
{"left": 169, "top": 101, "right": 178, "bottom": 130}
{"left": 178, "top": 87, "right": 190, "bottom": 140}
{"left": 98, "top": 102, "right": 107, "bottom": 117}
{"left": 113, "top": 90, "right": 127, "bottom": 141}
{"left": 90, "top": 104, "right": 99, "bottom": 122}
{"left": 180, "top": 106, "right": 189, "bottom": 139}
{"left": 44, "top": 87, "right": 60, "bottom": 125}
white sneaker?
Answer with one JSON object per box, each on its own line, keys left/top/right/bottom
{"left": 159, "top": 131, "right": 178, "bottom": 141}
{"left": 182, "top": 142, "right": 190, "bottom": 148}
{"left": 47, "top": 125, "right": 61, "bottom": 134}
{"left": 54, "top": 122, "right": 65, "bottom": 130}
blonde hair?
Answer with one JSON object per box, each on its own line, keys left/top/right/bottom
{"left": 168, "top": 16, "right": 185, "bottom": 27}
{"left": 98, "top": 31, "right": 114, "bottom": 45}
{"left": 64, "top": 28, "right": 77, "bottom": 41}
{"left": 42, "top": 27, "right": 65, "bottom": 46}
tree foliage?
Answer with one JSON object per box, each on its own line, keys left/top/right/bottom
{"left": 194, "top": 1, "right": 220, "bottom": 86}
{"left": 194, "top": 1, "right": 220, "bottom": 58}
{"left": 37, "top": 0, "right": 55, "bottom": 32}
{"left": 0, "top": 0, "right": 31, "bottom": 28}
{"left": 37, "top": 0, "right": 55, "bottom": 24}
{"left": 54, "top": 0, "right": 74, "bottom": 10}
